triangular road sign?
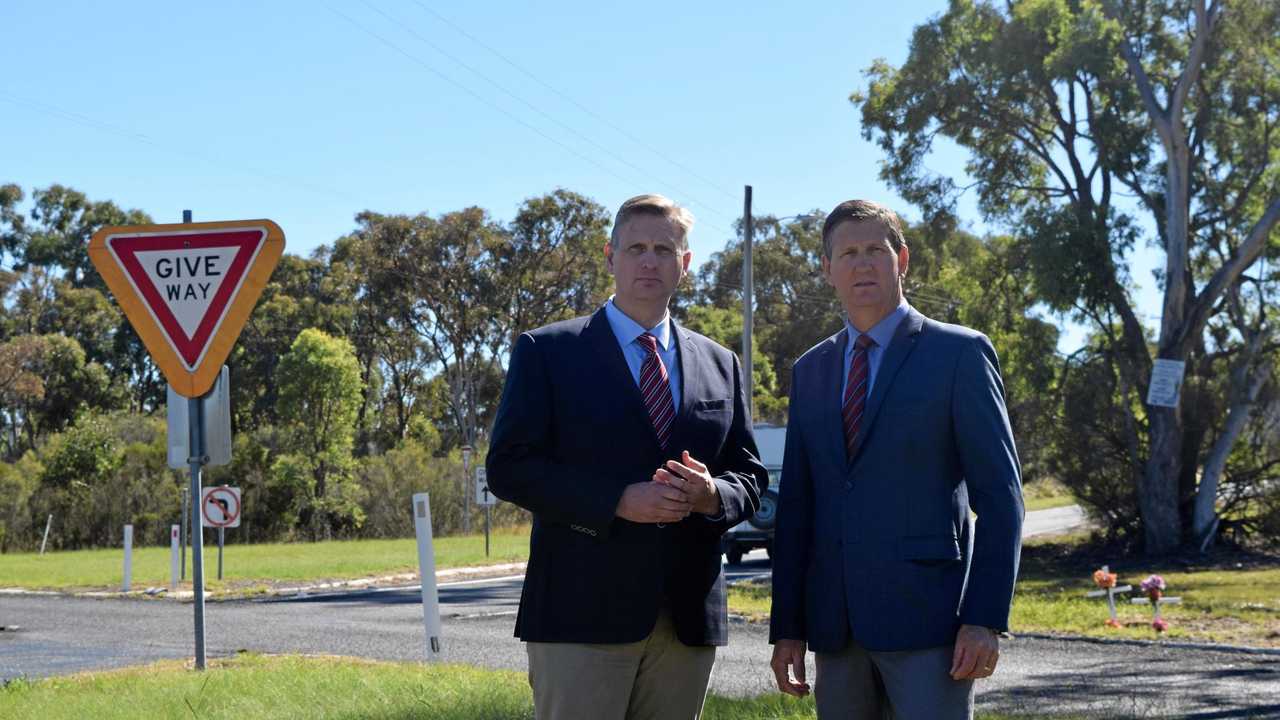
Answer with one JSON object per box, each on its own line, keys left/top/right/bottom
{"left": 89, "top": 219, "right": 285, "bottom": 398}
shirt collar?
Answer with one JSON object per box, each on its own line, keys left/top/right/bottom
{"left": 844, "top": 299, "right": 911, "bottom": 353}
{"left": 605, "top": 297, "right": 673, "bottom": 350}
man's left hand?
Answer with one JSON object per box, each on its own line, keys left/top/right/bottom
{"left": 654, "top": 451, "right": 720, "bottom": 515}
{"left": 950, "top": 624, "right": 999, "bottom": 680}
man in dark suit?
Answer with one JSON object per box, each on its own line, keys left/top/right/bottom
{"left": 769, "top": 200, "right": 1023, "bottom": 719}
{"left": 487, "top": 193, "right": 768, "bottom": 720}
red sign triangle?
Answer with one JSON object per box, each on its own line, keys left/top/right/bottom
{"left": 108, "top": 230, "right": 264, "bottom": 368}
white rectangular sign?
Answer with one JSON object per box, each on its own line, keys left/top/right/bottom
{"left": 1146, "top": 359, "right": 1187, "bottom": 408}
{"left": 168, "top": 365, "right": 232, "bottom": 469}
{"left": 474, "top": 467, "right": 496, "bottom": 506}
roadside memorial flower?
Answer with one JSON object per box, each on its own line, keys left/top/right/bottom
{"left": 1093, "top": 568, "right": 1118, "bottom": 589}
{"left": 1086, "top": 566, "right": 1129, "bottom": 628}
{"left": 1152, "top": 618, "right": 1169, "bottom": 633}
{"left": 1140, "top": 574, "right": 1166, "bottom": 601}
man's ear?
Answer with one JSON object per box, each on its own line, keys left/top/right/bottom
{"left": 604, "top": 241, "right": 614, "bottom": 272}
{"left": 821, "top": 252, "right": 834, "bottom": 287}
{"left": 898, "top": 245, "right": 910, "bottom": 279}
{"left": 680, "top": 249, "right": 692, "bottom": 276}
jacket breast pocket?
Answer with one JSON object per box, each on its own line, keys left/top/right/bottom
{"left": 693, "top": 398, "right": 730, "bottom": 412}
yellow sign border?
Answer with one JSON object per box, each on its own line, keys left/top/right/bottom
{"left": 89, "top": 219, "right": 285, "bottom": 398}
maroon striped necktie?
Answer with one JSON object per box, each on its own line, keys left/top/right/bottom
{"left": 637, "top": 333, "right": 676, "bottom": 449}
{"left": 842, "top": 334, "right": 876, "bottom": 458}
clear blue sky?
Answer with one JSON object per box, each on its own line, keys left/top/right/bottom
{"left": 1, "top": 0, "right": 1162, "bottom": 349}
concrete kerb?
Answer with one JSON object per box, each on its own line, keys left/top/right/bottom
{"left": 0, "top": 562, "right": 529, "bottom": 603}
{"left": 1009, "top": 631, "right": 1280, "bottom": 657}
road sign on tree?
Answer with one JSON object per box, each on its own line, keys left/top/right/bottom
{"left": 88, "top": 220, "right": 285, "bottom": 398}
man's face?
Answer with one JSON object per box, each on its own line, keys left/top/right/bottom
{"left": 821, "top": 219, "right": 909, "bottom": 319}
{"left": 605, "top": 214, "right": 692, "bottom": 309}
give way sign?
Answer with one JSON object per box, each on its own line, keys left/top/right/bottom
{"left": 89, "top": 220, "right": 284, "bottom": 398}
{"left": 201, "top": 486, "right": 242, "bottom": 528}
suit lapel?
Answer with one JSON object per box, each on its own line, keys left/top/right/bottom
{"left": 584, "top": 307, "right": 659, "bottom": 447}
{"left": 673, "top": 321, "right": 699, "bottom": 422}
{"left": 849, "top": 309, "right": 926, "bottom": 465}
{"left": 817, "top": 329, "right": 849, "bottom": 468}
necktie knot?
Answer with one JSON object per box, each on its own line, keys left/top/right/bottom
{"left": 638, "top": 333, "right": 659, "bottom": 354}
{"left": 855, "top": 334, "right": 875, "bottom": 351}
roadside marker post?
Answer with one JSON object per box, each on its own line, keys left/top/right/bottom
{"left": 413, "top": 493, "right": 443, "bottom": 662}
{"left": 170, "top": 524, "right": 180, "bottom": 591}
{"left": 89, "top": 211, "right": 284, "bottom": 672}
{"left": 39, "top": 514, "right": 52, "bottom": 555}
{"left": 122, "top": 524, "right": 133, "bottom": 592}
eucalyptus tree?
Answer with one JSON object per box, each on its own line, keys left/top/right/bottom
{"left": 857, "top": 0, "right": 1279, "bottom": 551}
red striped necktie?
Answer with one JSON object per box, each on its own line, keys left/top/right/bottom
{"left": 842, "top": 334, "right": 876, "bottom": 458}
{"left": 637, "top": 333, "right": 676, "bottom": 449}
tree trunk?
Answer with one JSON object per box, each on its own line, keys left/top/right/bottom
{"left": 1193, "top": 347, "right": 1272, "bottom": 547}
{"left": 1141, "top": 407, "right": 1185, "bottom": 553}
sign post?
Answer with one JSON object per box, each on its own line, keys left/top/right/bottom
{"left": 39, "top": 514, "right": 52, "bottom": 555}
{"left": 89, "top": 214, "right": 283, "bottom": 672}
{"left": 201, "top": 485, "right": 241, "bottom": 582}
{"left": 474, "top": 467, "right": 495, "bottom": 556}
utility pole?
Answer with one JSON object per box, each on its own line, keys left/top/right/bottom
{"left": 742, "top": 185, "right": 754, "bottom": 417}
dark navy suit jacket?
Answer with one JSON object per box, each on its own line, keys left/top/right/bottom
{"left": 770, "top": 307, "right": 1023, "bottom": 653}
{"left": 487, "top": 307, "right": 768, "bottom": 646}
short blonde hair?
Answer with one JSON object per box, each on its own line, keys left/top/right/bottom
{"left": 610, "top": 194, "right": 695, "bottom": 250}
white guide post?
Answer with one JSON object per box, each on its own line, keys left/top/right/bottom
{"left": 122, "top": 524, "right": 133, "bottom": 592}
{"left": 413, "top": 492, "right": 443, "bottom": 661}
{"left": 170, "top": 524, "right": 181, "bottom": 591}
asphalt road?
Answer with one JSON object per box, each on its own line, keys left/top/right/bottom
{"left": 5, "top": 507, "right": 1279, "bottom": 717}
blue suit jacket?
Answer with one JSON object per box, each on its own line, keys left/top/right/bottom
{"left": 769, "top": 308, "right": 1023, "bottom": 652}
{"left": 487, "top": 307, "right": 768, "bottom": 646}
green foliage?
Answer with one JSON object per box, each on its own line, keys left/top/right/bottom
{"left": 681, "top": 304, "right": 787, "bottom": 423}
{"left": 0, "top": 455, "right": 38, "bottom": 552}
{"left": 275, "top": 329, "right": 366, "bottom": 539}
{"left": 26, "top": 412, "right": 178, "bottom": 551}
{"left": 854, "top": 0, "right": 1280, "bottom": 550}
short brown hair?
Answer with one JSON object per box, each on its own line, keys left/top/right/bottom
{"left": 611, "top": 194, "right": 695, "bottom": 250}
{"left": 821, "top": 200, "right": 906, "bottom": 257}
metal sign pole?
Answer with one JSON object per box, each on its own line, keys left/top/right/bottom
{"left": 180, "top": 485, "right": 188, "bottom": 580}
{"left": 189, "top": 394, "right": 207, "bottom": 670}
{"left": 182, "top": 208, "right": 208, "bottom": 672}
{"left": 218, "top": 527, "right": 224, "bottom": 581}
{"left": 484, "top": 504, "right": 490, "bottom": 557}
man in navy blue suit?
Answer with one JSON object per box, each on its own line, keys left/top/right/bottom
{"left": 769, "top": 200, "right": 1023, "bottom": 719}
{"left": 487, "top": 193, "right": 767, "bottom": 720}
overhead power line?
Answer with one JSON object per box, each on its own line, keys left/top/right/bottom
{"left": 406, "top": 0, "right": 742, "bottom": 202}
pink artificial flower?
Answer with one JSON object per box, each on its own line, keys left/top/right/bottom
{"left": 1140, "top": 575, "right": 1166, "bottom": 594}
{"left": 1152, "top": 618, "right": 1169, "bottom": 633}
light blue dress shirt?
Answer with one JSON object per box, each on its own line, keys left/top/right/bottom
{"left": 604, "top": 298, "right": 682, "bottom": 410}
{"left": 840, "top": 300, "right": 911, "bottom": 400}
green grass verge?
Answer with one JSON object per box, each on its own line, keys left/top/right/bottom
{"left": 728, "top": 532, "right": 1280, "bottom": 648}
{"left": 1022, "top": 478, "right": 1076, "bottom": 512}
{"left": 0, "top": 528, "right": 531, "bottom": 594}
{"left": 0, "top": 653, "right": 1071, "bottom": 719}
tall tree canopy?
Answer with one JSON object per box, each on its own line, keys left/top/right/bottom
{"left": 857, "top": 0, "right": 1280, "bottom": 552}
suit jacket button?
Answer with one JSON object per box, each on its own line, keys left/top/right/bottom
{"left": 844, "top": 481, "right": 853, "bottom": 490}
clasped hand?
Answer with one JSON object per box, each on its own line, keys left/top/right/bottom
{"left": 615, "top": 451, "right": 719, "bottom": 523}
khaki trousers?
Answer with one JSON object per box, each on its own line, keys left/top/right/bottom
{"left": 526, "top": 611, "right": 716, "bottom": 720}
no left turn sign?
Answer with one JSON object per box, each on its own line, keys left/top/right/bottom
{"left": 201, "top": 486, "right": 241, "bottom": 528}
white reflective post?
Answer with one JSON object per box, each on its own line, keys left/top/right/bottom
{"left": 413, "top": 492, "right": 443, "bottom": 661}
{"left": 170, "top": 524, "right": 181, "bottom": 591}
{"left": 122, "top": 524, "right": 133, "bottom": 592}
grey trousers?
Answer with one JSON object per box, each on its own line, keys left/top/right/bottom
{"left": 814, "top": 641, "right": 974, "bottom": 720}
{"left": 526, "top": 611, "right": 717, "bottom": 720}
